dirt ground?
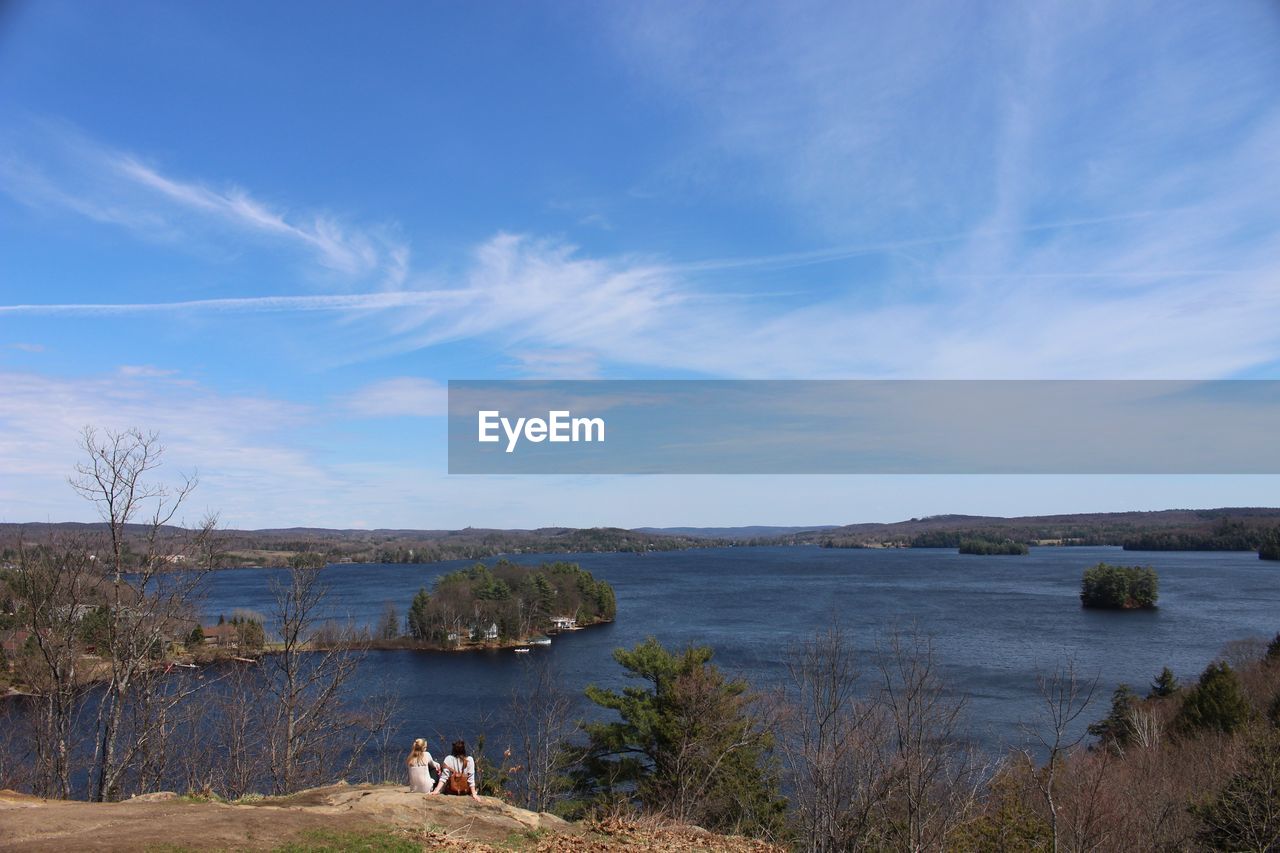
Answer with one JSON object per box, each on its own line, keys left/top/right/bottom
{"left": 0, "top": 783, "right": 781, "bottom": 852}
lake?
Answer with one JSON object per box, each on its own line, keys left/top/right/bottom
{"left": 200, "top": 545, "right": 1280, "bottom": 755}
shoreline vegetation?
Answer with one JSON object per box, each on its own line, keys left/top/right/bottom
{"left": 1, "top": 556, "right": 615, "bottom": 699}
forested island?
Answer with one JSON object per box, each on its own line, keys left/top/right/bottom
{"left": 401, "top": 559, "right": 615, "bottom": 648}
{"left": 1080, "top": 562, "right": 1159, "bottom": 609}
{"left": 957, "top": 537, "right": 1029, "bottom": 555}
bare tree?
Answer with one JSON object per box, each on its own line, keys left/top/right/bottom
{"left": 70, "top": 426, "right": 218, "bottom": 801}
{"left": 874, "top": 626, "right": 986, "bottom": 852}
{"left": 1023, "top": 659, "right": 1099, "bottom": 853}
{"left": 506, "top": 656, "right": 580, "bottom": 813}
{"left": 261, "top": 564, "right": 368, "bottom": 794}
{"left": 8, "top": 535, "right": 97, "bottom": 798}
{"left": 207, "top": 660, "right": 270, "bottom": 798}
{"left": 778, "top": 624, "right": 890, "bottom": 852}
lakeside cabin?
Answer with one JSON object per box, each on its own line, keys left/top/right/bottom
{"left": 550, "top": 615, "right": 577, "bottom": 632}
{"left": 201, "top": 623, "right": 239, "bottom": 647}
{"left": 484, "top": 622, "right": 499, "bottom": 641}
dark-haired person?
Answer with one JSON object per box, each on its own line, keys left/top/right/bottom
{"left": 428, "top": 739, "right": 480, "bottom": 801}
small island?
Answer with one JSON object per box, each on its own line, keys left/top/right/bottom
{"left": 402, "top": 558, "right": 616, "bottom": 649}
{"left": 1080, "top": 562, "right": 1159, "bottom": 609}
{"left": 958, "top": 537, "right": 1029, "bottom": 556}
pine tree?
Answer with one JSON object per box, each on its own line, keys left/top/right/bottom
{"left": 569, "top": 637, "right": 786, "bottom": 839}
{"left": 1150, "top": 666, "right": 1180, "bottom": 698}
{"left": 407, "top": 588, "right": 431, "bottom": 641}
{"left": 1176, "top": 662, "right": 1253, "bottom": 735}
{"left": 1088, "top": 684, "right": 1139, "bottom": 749}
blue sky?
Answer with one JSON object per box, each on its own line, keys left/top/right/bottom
{"left": 2, "top": 1, "right": 1279, "bottom": 528}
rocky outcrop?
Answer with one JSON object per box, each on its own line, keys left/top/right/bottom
{"left": 0, "top": 783, "right": 780, "bottom": 851}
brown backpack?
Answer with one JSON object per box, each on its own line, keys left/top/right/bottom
{"left": 445, "top": 756, "right": 470, "bottom": 795}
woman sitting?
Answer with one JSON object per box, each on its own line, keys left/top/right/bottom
{"left": 406, "top": 738, "right": 440, "bottom": 793}
{"left": 428, "top": 739, "right": 481, "bottom": 801}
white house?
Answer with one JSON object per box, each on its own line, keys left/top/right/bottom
{"left": 484, "top": 622, "right": 499, "bottom": 641}
{"left": 550, "top": 615, "right": 577, "bottom": 631}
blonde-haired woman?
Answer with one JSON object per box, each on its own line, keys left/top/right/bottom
{"left": 406, "top": 738, "right": 440, "bottom": 793}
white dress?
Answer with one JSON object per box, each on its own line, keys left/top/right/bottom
{"left": 408, "top": 752, "right": 436, "bottom": 792}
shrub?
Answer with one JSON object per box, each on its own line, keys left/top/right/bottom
{"left": 1192, "top": 728, "right": 1280, "bottom": 850}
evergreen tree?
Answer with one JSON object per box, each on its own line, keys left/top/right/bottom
{"left": 407, "top": 588, "right": 431, "bottom": 641}
{"left": 1176, "top": 662, "right": 1253, "bottom": 735}
{"left": 1088, "top": 684, "right": 1139, "bottom": 750}
{"left": 532, "top": 573, "right": 555, "bottom": 620}
{"left": 1266, "top": 633, "right": 1280, "bottom": 662}
{"left": 569, "top": 637, "right": 785, "bottom": 839}
{"left": 1149, "top": 666, "right": 1180, "bottom": 698}
{"left": 229, "top": 616, "right": 265, "bottom": 650}
{"left": 379, "top": 603, "right": 400, "bottom": 641}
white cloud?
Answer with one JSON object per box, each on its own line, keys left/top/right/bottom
{"left": 343, "top": 377, "right": 447, "bottom": 418}
{"left": 117, "top": 364, "right": 179, "bottom": 378}
{"left": 0, "top": 368, "right": 332, "bottom": 526}
{"left": 0, "top": 119, "right": 409, "bottom": 285}
{"left": 3, "top": 227, "right": 1280, "bottom": 380}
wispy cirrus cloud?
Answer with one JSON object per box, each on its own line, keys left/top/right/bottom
{"left": 3, "top": 224, "right": 1280, "bottom": 380}
{"left": 342, "top": 377, "right": 447, "bottom": 418}
{"left": 5, "top": 0, "right": 1280, "bottom": 389}
{"left": 0, "top": 118, "right": 409, "bottom": 285}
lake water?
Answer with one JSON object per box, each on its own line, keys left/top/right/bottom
{"left": 200, "top": 545, "right": 1280, "bottom": 755}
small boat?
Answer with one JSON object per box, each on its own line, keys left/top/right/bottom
{"left": 513, "top": 647, "right": 531, "bottom": 654}
{"left": 528, "top": 636, "right": 552, "bottom": 646}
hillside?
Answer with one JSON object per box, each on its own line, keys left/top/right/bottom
{"left": 635, "top": 525, "right": 838, "bottom": 540}
{"left": 0, "top": 524, "right": 724, "bottom": 568}
{"left": 780, "top": 507, "right": 1280, "bottom": 549}
{"left": 0, "top": 783, "right": 780, "bottom": 852}
{"left": 4, "top": 508, "right": 1279, "bottom": 566}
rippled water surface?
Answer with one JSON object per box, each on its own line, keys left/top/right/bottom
{"left": 200, "top": 545, "right": 1280, "bottom": 752}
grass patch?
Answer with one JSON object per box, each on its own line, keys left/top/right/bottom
{"left": 495, "top": 828, "right": 550, "bottom": 850}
